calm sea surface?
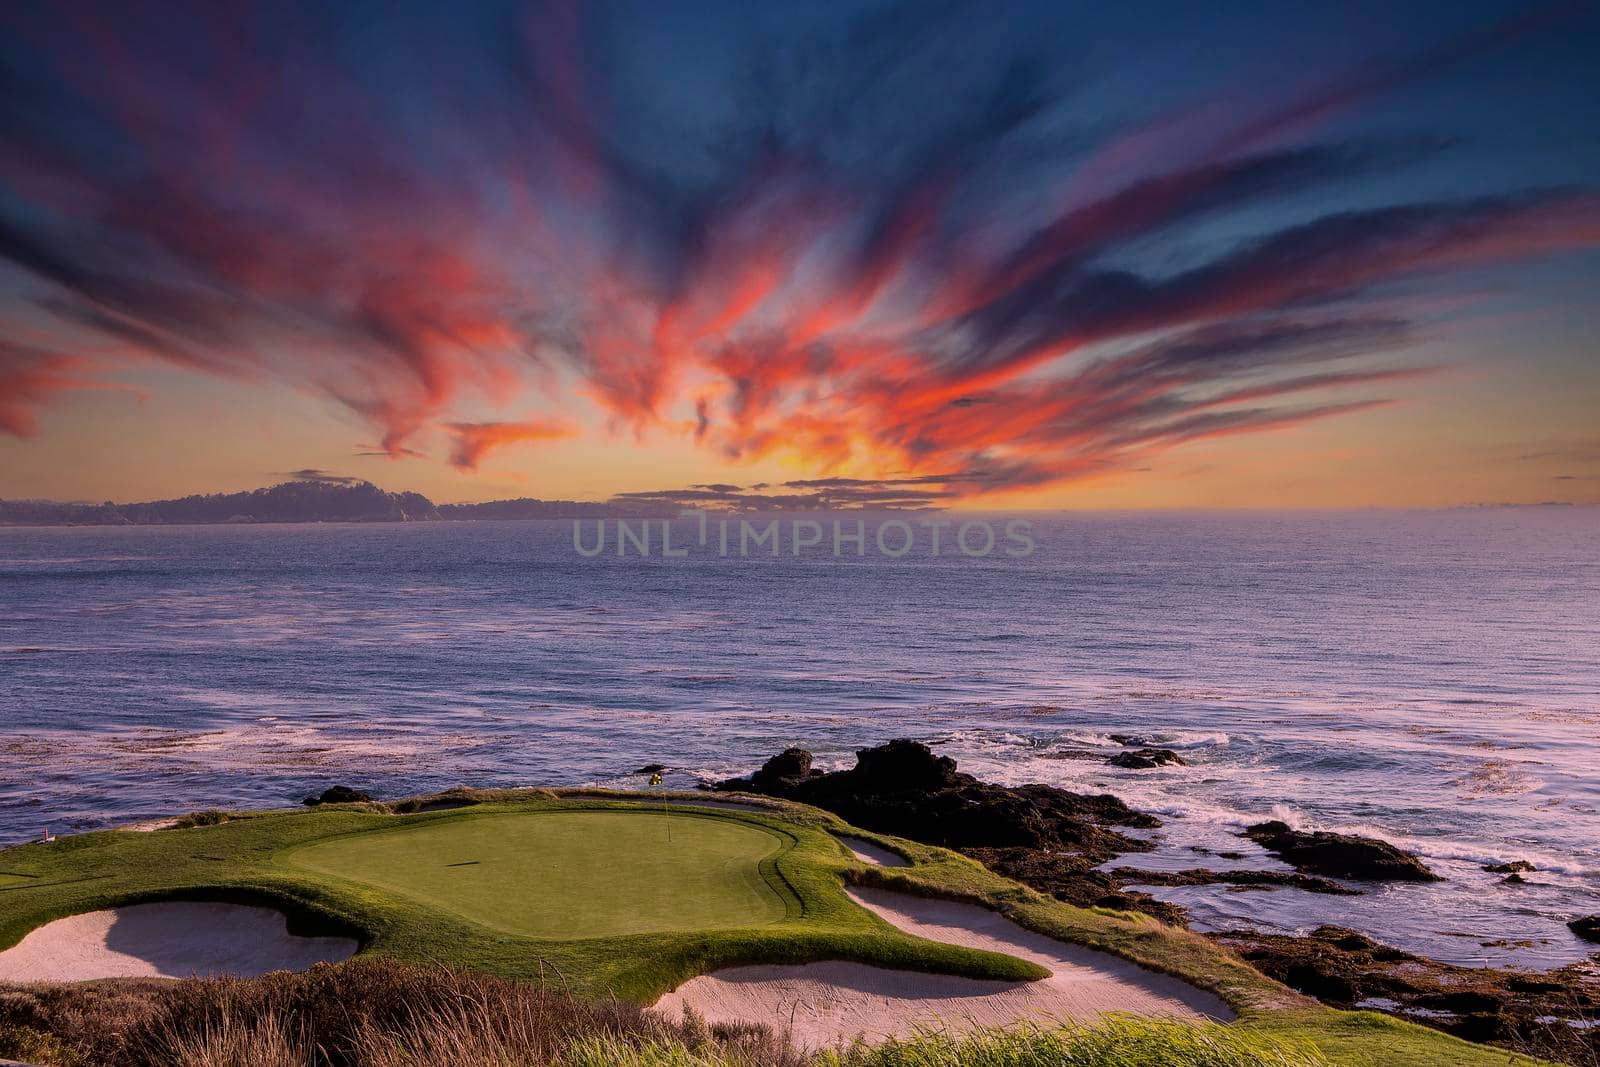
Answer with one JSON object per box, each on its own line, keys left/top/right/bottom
{"left": 2, "top": 510, "right": 1596, "bottom": 969}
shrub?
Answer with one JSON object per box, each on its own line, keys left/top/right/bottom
{"left": 0, "top": 1022, "right": 85, "bottom": 1066}
{"left": 168, "top": 810, "right": 236, "bottom": 829}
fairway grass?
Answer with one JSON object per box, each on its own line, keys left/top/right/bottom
{"left": 0, "top": 789, "right": 1553, "bottom": 1066}
{"left": 287, "top": 810, "right": 789, "bottom": 938}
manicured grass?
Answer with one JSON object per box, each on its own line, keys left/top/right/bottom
{"left": 0, "top": 794, "right": 1043, "bottom": 1000}
{"left": 0, "top": 789, "right": 1554, "bottom": 1065}
{"left": 287, "top": 811, "right": 789, "bottom": 939}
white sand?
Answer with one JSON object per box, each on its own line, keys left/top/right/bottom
{"left": 836, "top": 835, "right": 910, "bottom": 867}
{"left": 0, "top": 902, "right": 357, "bottom": 982}
{"left": 654, "top": 887, "right": 1231, "bottom": 1048}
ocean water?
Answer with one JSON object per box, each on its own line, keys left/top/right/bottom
{"left": 2, "top": 510, "right": 1597, "bottom": 971}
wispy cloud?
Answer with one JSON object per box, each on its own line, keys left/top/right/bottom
{"left": 445, "top": 420, "right": 578, "bottom": 470}
{"left": 278, "top": 469, "right": 362, "bottom": 486}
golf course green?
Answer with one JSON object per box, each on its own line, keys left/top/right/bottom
{"left": 287, "top": 810, "right": 788, "bottom": 938}
{"left": 0, "top": 789, "right": 1550, "bottom": 1065}
{"left": 0, "top": 792, "right": 1045, "bottom": 1000}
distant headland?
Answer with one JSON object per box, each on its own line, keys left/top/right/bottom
{"left": 0, "top": 478, "right": 656, "bottom": 526}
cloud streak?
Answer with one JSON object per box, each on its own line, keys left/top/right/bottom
{"left": 446, "top": 419, "right": 578, "bottom": 470}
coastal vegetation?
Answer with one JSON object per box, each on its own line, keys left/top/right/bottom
{"left": 0, "top": 787, "right": 1567, "bottom": 1065}
{"left": 0, "top": 958, "right": 1319, "bottom": 1067}
{"left": 717, "top": 741, "right": 1598, "bottom": 1063}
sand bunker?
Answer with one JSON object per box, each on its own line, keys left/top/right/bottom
{"left": 655, "top": 887, "right": 1231, "bottom": 1048}
{"left": 836, "top": 835, "right": 910, "bottom": 867}
{"left": 0, "top": 902, "right": 357, "bottom": 982}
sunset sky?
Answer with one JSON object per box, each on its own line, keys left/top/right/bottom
{"left": 1, "top": 0, "right": 1597, "bottom": 509}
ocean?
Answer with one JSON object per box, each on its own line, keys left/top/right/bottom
{"left": 2, "top": 509, "right": 1596, "bottom": 971}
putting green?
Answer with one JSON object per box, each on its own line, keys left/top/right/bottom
{"left": 287, "top": 810, "right": 789, "bottom": 939}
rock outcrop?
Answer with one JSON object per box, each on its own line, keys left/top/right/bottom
{"left": 1217, "top": 925, "right": 1600, "bottom": 1061}
{"left": 1242, "top": 821, "right": 1438, "bottom": 882}
{"left": 303, "top": 785, "right": 373, "bottom": 806}
{"left": 1484, "top": 860, "right": 1536, "bottom": 874}
{"left": 715, "top": 739, "right": 1181, "bottom": 919}
{"left": 1106, "top": 748, "right": 1186, "bottom": 769}
{"left": 717, "top": 739, "right": 1155, "bottom": 855}
{"left": 1109, "top": 866, "right": 1359, "bottom": 895}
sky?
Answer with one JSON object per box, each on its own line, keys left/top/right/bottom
{"left": 0, "top": 0, "right": 1597, "bottom": 509}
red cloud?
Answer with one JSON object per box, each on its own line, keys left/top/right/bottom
{"left": 0, "top": 340, "right": 97, "bottom": 437}
{"left": 446, "top": 420, "right": 577, "bottom": 471}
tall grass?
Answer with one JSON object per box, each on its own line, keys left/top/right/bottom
{"left": 2, "top": 961, "right": 1326, "bottom": 1067}
{"left": 0, "top": 959, "right": 808, "bottom": 1067}
{"left": 556, "top": 1019, "right": 1327, "bottom": 1067}
{"left": 815, "top": 1018, "right": 1329, "bottom": 1066}
{"left": 559, "top": 1035, "right": 789, "bottom": 1067}
{"left": 556, "top": 1018, "right": 1328, "bottom": 1067}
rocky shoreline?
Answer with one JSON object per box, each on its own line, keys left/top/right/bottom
{"left": 712, "top": 739, "right": 1600, "bottom": 1064}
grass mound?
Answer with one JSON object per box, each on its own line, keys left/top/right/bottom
{"left": 287, "top": 811, "right": 788, "bottom": 939}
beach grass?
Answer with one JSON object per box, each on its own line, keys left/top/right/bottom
{"left": 562, "top": 1016, "right": 1332, "bottom": 1067}
{"left": 0, "top": 790, "right": 1554, "bottom": 1065}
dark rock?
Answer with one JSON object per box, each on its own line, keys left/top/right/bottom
{"left": 1507, "top": 976, "right": 1567, "bottom": 994}
{"left": 852, "top": 738, "right": 959, "bottom": 790}
{"left": 1089, "top": 890, "right": 1186, "bottom": 923}
{"left": 1108, "top": 733, "right": 1152, "bottom": 746}
{"left": 716, "top": 740, "right": 1169, "bottom": 919}
{"left": 1568, "top": 915, "right": 1600, "bottom": 943}
{"left": 1242, "top": 820, "right": 1438, "bottom": 882}
{"left": 1106, "top": 747, "right": 1187, "bottom": 769}
{"left": 1501, "top": 872, "right": 1526, "bottom": 885}
{"left": 1211, "top": 925, "right": 1600, "bottom": 1060}
{"left": 303, "top": 785, "right": 373, "bottom": 806}
{"left": 1484, "top": 860, "right": 1536, "bottom": 873}
{"left": 749, "top": 747, "right": 818, "bottom": 787}
{"left": 1109, "top": 866, "right": 1360, "bottom": 895}
{"left": 718, "top": 740, "right": 1155, "bottom": 853}
{"left": 1284, "top": 963, "right": 1361, "bottom": 1004}
{"left": 1039, "top": 747, "right": 1107, "bottom": 762}
{"left": 1446, "top": 1011, "right": 1517, "bottom": 1044}
{"left": 1329, "top": 930, "right": 1380, "bottom": 952}
{"left": 1417, "top": 990, "right": 1505, "bottom": 1014}
{"left": 969, "top": 846, "right": 1186, "bottom": 925}
{"left": 634, "top": 763, "right": 667, "bottom": 775}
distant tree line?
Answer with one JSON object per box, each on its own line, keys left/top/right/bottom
{"left": 0, "top": 479, "right": 659, "bottom": 525}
